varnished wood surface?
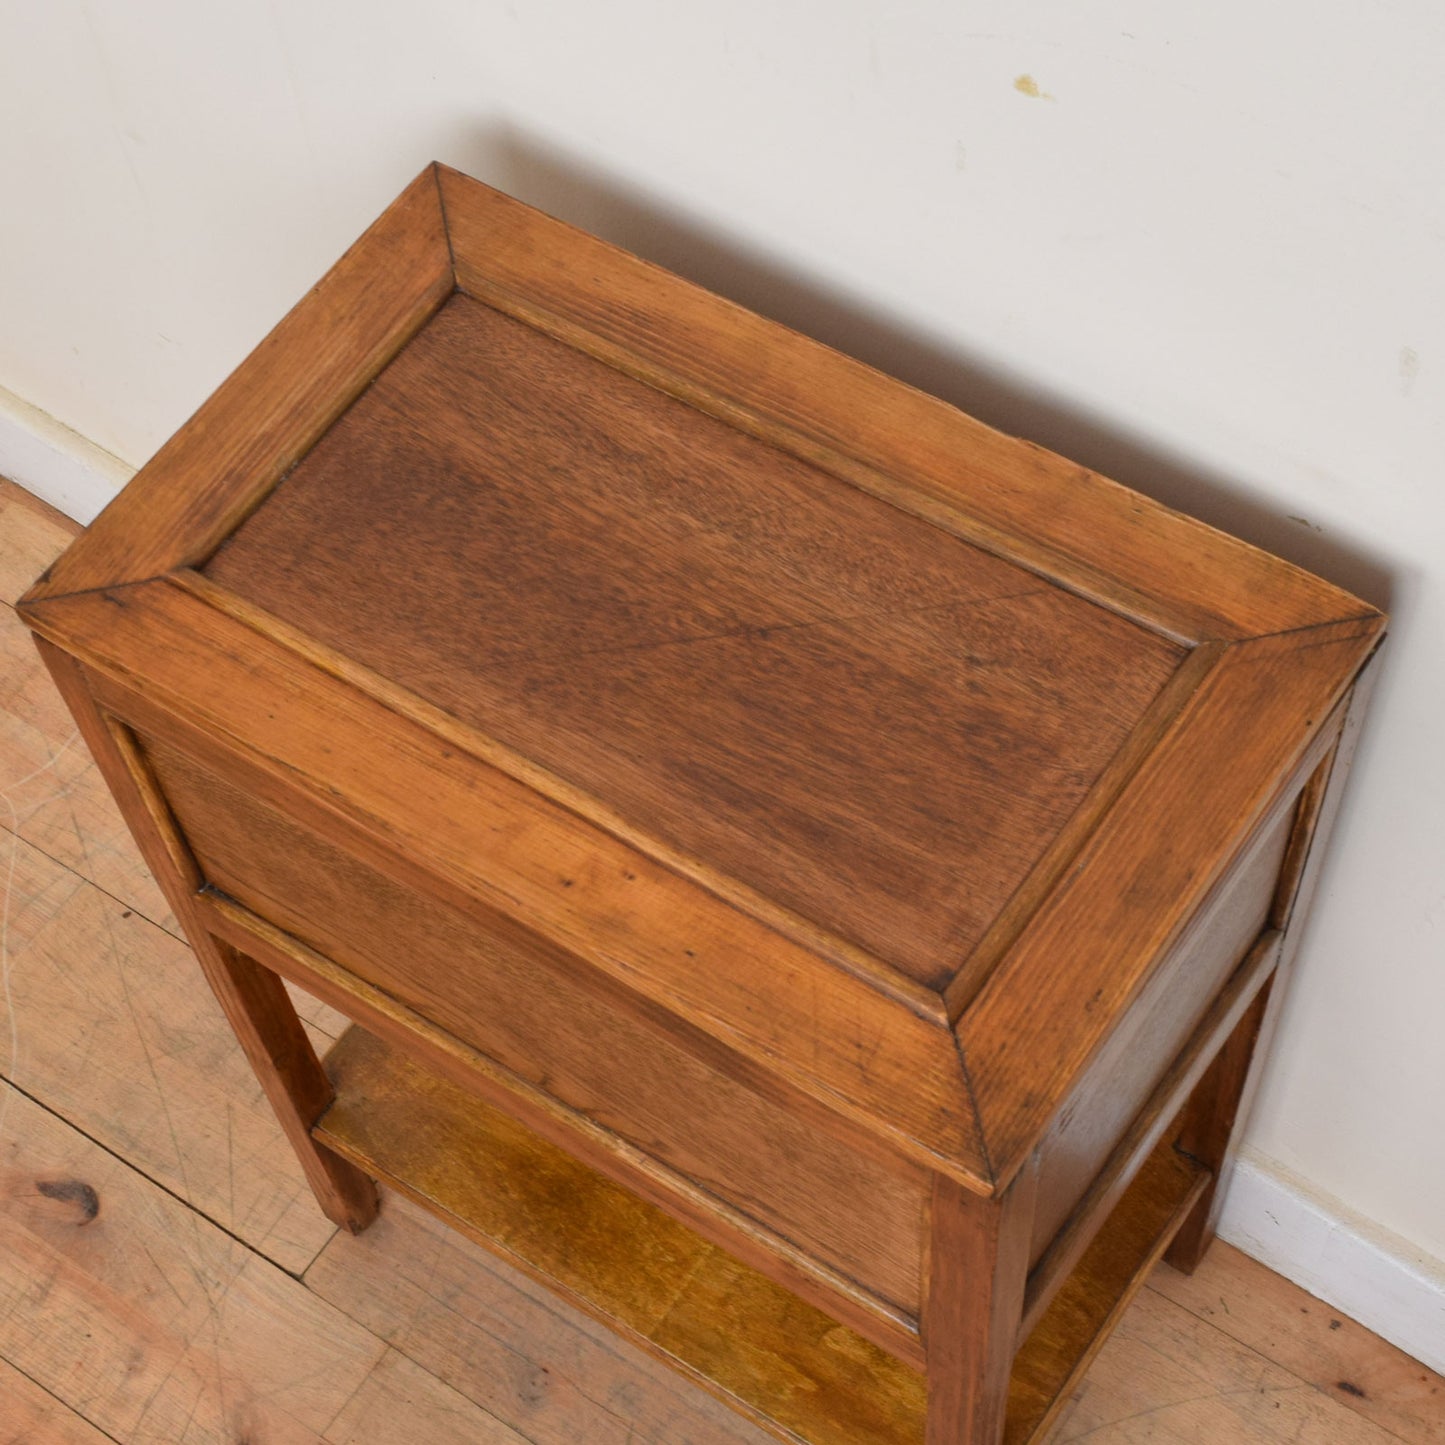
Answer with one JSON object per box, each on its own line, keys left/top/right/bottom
{"left": 1023, "top": 930, "right": 1283, "bottom": 1337}
{"left": 926, "top": 1164, "right": 1039, "bottom": 1442}
{"left": 1, "top": 478, "right": 1437, "bottom": 1444}
{"left": 204, "top": 292, "right": 1184, "bottom": 992}
{"left": 1028, "top": 799, "right": 1294, "bottom": 1258}
{"left": 35, "top": 638, "right": 381, "bottom": 1236}
{"left": 1005, "top": 1144, "right": 1208, "bottom": 1444}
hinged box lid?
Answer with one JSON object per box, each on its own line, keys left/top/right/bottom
{"left": 20, "top": 165, "right": 1383, "bottom": 1190}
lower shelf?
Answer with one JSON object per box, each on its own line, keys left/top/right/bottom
{"left": 315, "top": 1026, "right": 1208, "bottom": 1445}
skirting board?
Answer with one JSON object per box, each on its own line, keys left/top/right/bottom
{"left": 1219, "top": 1150, "right": 1445, "bottom": 1376}
{"left": 0, "top": 384, "right": 133, "bottom": 524}
{"left": 4, "top": 382, "right": 1444, "bottom": 1380}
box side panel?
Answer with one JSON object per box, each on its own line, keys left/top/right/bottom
{"left": 1029, "top": 796, "right": 1296, "bottom": 1263}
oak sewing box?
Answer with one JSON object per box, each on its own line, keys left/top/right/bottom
{"left": 19, "top": 165, "right": 1385, "bottom": 1444}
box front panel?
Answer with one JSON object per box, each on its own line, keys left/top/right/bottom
{"left": 132, "top": 725, "right": 928, "bottom": 1324}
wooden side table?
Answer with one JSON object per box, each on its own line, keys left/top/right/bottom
{"left": 20, "top": 165, "right": 1384, "bottom": 1444}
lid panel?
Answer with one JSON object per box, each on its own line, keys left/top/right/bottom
{"left": 204, "top": 292, "right": 1186, "bottom": 988}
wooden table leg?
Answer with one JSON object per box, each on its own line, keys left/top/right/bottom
{"left": 191, "top": 934, "right": 379, "bottom": 1231}
{"left": 1165, "top": 973, "right": 1274, "bottom": 1272}
{"left": 924, "top": 1162, "right": 1038, "bottom": 1444}
{"left": 34, "top": 636, "right": 379, "bottom": 1233}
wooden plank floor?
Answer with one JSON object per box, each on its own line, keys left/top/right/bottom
{"left": 2, "top": 474, "right": 1441, "bottom": 1444}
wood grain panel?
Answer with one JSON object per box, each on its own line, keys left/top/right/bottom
{"left": 138, "top": 729, "right": 928, "bottom": 1317}
{"left": 204, "top": 293, "right": 1185, "bottom": 990}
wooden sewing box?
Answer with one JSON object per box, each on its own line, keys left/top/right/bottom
{"left": 19, "top": 165, "right": 1385, "bottom": 1444}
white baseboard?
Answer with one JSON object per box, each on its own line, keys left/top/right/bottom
{"left": 0, "top": 385, "right": 133, "bottom": 525}
{"left": 1220, "top": 1150, "right": 1445, "bottom": 1375}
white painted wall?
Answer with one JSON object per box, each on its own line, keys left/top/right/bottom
{"left": 3, "top": 0, "right": 1442, "bottom": 1353}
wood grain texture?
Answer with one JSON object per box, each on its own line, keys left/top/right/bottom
{"left": 435, "top": 166, "right": 1371, "bottom": 643}
{"left": 22, "top": 166, "right": 454, "bottom": 603}
{"left": 24, "top": 577, "right": 987, "bottom": 1185}
{"left": 3, "top": 550, "right": 343, "bottom": 1036}
{"left": 1049, "top": 1285, "right": 1413, "bottom": 1444}
{"left": 1164, "top": 977, "right": 1276, "bottom": 1274}
{"left": 1024, "top": 933, "right": 1284, "bottom": 1336}
{"left": 322, "top": 1350, "right": 527, "bottom": 1445}
{"left": 0, "top": 475, "right": 76, "bottom": 605}
{"left": 2, "top": 474, "right": 1426, "bottom": 1445}
{"left": 140, "top": 726, "right": 928, "bottom": 1319}
{"left": 1, "top": 599, "right": 175, "bottom": 929}
{"left": 1028, "top": 798, "right": 1294, "bottom": 1260}
{"left": 312, "top": 1027, "right": 1237, "bottom": 1445}
{"left": 8, "top": 159, "right": 1391, "bottom": 1443}
{"left": 0, "top": 500, "right": 346, "bottom": 1267}
{"left": 204, "top": 292, "right": 1185, "bottom": 991}
{"left": 944, "top": 639, "right": 1226, "bottom": 1020}
{"left": 0, "top": 492, "right": 177, "bottom": 929}
{"left": 197, "top": 888, "right": 925, "bottom": 1364}
{"left": 1169, "top": 644, "right": 1384, "bottom": 1272}
{"left": 306, "top": 1187, "right": 779, "bottom": 1445}
{"left": 0, "top": 1356, "right": 112, "bottom": 1444}
{"left": 0, "top": 1079, "right": 545, "bottom": 1445}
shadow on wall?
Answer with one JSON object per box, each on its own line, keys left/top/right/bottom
{"left": 445, "top": 123, "right": 1395, "bottom": 613}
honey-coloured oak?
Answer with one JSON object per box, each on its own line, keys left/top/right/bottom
{"left": 18, "top": 164, "right": 1385, "bottom": 1444}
